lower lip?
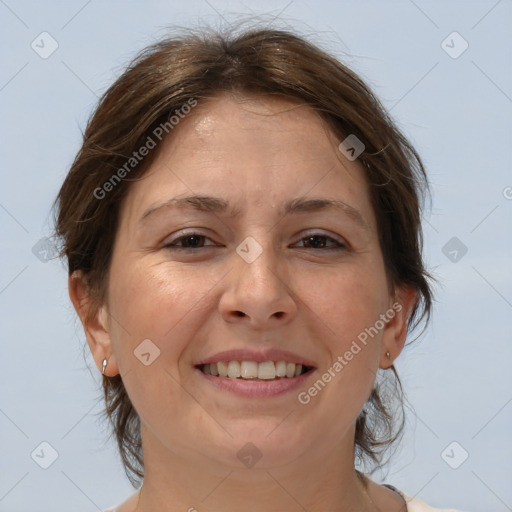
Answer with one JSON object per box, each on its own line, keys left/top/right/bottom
{"left": 195, "top": 367, "right": 315, "bottom": 398}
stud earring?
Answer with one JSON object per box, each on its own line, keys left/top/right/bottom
{"left": 102, "top": 358, "right": 108, "bottom": 375}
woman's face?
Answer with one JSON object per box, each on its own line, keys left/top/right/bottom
{"left": 90, "top": 94, "right": 411, "bottom": 473}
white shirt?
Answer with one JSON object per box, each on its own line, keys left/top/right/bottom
{"left": 402, "top": 491, "right": 466, "bottom": 511}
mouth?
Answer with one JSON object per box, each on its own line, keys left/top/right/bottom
{"left": 194, "top": 348, "right": 317, "bottom": 398}
{"left": 196, "top": 360, "right": 315, "bottom": 380}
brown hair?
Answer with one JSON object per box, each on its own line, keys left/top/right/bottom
{"left": 54, "top": 25, "right": 432, "bottom": 487}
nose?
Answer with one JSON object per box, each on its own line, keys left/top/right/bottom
{"left": 218, "top": 237, "right": 298, "bottom": 328}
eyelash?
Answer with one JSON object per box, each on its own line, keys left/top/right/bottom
{"left": 163, "top": 232, "right": 347, "bottom": 251}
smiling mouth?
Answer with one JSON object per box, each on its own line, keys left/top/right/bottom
{"left": 196, "top": 361, "right": 314, "bottom": 380}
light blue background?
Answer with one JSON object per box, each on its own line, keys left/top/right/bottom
{"left": 1, "top": 1, "right": 511, "bottom": 511}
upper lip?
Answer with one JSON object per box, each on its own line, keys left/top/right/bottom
{"left": 195, "top": 348, "right": 317, "bottom": 368}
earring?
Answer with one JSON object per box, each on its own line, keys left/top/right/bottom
{"left": 386, "top": 351, "right": 390, "bottom": 358}
{"left": 102, "top": 358, "right": 108, "bottom": 375}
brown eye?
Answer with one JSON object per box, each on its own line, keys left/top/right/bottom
{"left": 295, "top": 234, "right": 346, "bottom": 250}
{"left": 164, "top": 233, "right": 215, "bottom": 250}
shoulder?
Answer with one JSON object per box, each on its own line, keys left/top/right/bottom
{"left": 401, "top": 492, "right": 467, "bottom": 512}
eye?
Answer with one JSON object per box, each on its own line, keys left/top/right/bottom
{"left": 294, "top": 233, "right": 347, "bottom": 251}
{"left": 163, "top": 232, "right": 216, "bottom": 250}
{"left": 163, "top": 231, "right": 347, "bottom": 251}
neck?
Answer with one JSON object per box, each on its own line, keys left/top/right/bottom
{"left": 134, "top": 426, "right": 377, "bottom": 512}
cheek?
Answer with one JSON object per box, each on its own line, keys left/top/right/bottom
{"left": 296, "top": 273, "right": 387, "bottom": 435}
{"left": 107, "top": 260, "right": 219, "bottom": 369}
{"left": 105, "top": 262, "right": 220, "bottom": 426}
{"left": 316, "top": 262, "right": 390, "bottom": 347}
{"left": 304, "top": 260, "right": 389, "bottom": 406}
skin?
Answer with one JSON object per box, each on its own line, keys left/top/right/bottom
{"left": 70, "top": 94, "right": 416, "bottom": 512}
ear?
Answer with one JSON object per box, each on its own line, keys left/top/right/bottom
{"left": 379, "top": 285, "right": 417, "bottom": 369}
{"left": 68, "top": 271, "right": 119, "bottom": 377}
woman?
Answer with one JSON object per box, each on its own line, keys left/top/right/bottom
{"left": 54, "top": 26, "right": 463, "bottom": 512}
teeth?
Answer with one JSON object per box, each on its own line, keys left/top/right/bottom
{"left": 227, "top": 361, "right": 241, "bottom": 378}
{"left": 276, "top": 361, "right": 287, "bottom": 377}
{"left": 201, "top": 360, "right": 309, "bottom": 379}
{"left": 258, "top": 361, "right": 276, "bottom": 380}
{"left": 217, "top": 361, "right": 228, "bottom": 377}
{"left": 240, "top": 361, "right": 258, "bottom": 379}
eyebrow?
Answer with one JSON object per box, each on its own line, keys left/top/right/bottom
{"left": 140, "top": 195, "right": 369, "bottom": 230}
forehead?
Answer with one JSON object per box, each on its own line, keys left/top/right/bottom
{"left": 192, "top": 94, "right": 327, "bottom": 139}
{"left": 186, "top": 94, "right": 347, "bottom": 168}
{"left": 118, "top": 93, "right": 376, "bottom": 232}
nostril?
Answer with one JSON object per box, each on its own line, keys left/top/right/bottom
{"left": 234, "top": 311, "right": 245, "bottom": 317}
